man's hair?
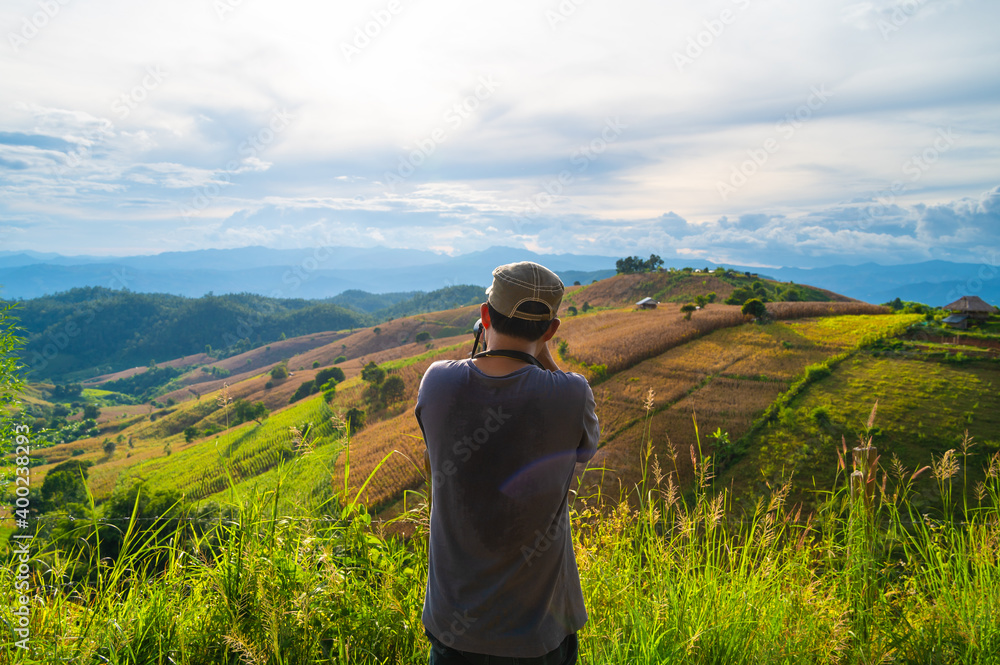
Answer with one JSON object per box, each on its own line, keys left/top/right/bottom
{"left": 487, "top": 302, "right": 553, "bottom": 341}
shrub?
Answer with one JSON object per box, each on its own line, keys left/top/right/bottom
{"left": 316, "top": 367, "right": 345, "bottom": 385}
{"left": 290, "top": 380, "right": 316, "bottom": 403}
{"left": 415, "top": 331, "right": 431, "bottom": 342}
{"left": 361, "top": 362, "right": 386, "bottom": 386}
{"left": 270, "top": 364, "right": 289, "bottom": 380}
{"left": 380, "top": 375, "right": 406, "bottom": 404}
{"left": 334, "top": 355, "right": 347, "bottom": 364}
{"left": 742, "top": 298, "right": 768, "bottom": 320}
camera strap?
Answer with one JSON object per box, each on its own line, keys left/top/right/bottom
{"left": 472, "top": 349, "right": 545, "bottom": 369}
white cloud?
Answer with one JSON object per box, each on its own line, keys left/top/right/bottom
{"left": 0, "top": 0, "right": 997, "bottom": 265}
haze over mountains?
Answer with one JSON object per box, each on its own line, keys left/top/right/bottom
{"left": 0, "top": 246, "right": 996, "bottom": 307}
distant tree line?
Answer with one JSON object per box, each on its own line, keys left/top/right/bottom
{"left": 10, "top": 287, "right": 370, "bottom": 380}
{"left": 615, "top": 255, "right": 664, "bottom": 275}
{"left": 9, "top": 284, "right": 490, "bottom": 382}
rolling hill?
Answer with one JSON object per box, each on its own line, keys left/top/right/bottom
{"left": 6, "top": 269, "right": 998, "bottom": 530}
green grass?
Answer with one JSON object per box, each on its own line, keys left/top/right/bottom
{"left": 4, "top": 402, "right": 999, "bottom": 664}
{"left": 119, "top": 395, "right": 344, "bottom": 501}
{"left": 724, "top": 343, "right": 1000, "bottom": 511}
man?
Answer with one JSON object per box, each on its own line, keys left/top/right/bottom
{"left": 415, "top": 261, "right": 600, "bottom": 664}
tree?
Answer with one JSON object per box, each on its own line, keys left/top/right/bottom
{"left": 83, "top": 404, "right": 101, "bottom": 420}
{"left": 334, "top": 355, "right": 347, "bottom": 364}
{"left": 37, "top": 460, "right": 93, "bottom": 513}
{"left": 102, "top": 438, "right": 117, "bottom": 455}
{"left": 742, "top": 298, "right": 768, "bottom": 320}
{"left": 270, "top": 364, "right": 289, "bottom": 380}
{"left": 361, "top": 361, "right": 386, "bottom": 386}
{"left": 680, "top": 302, "right": 697, "bottom": 320}
{"left": 567, "top": 306, "right": 577, "bottom": 316}
{"left": 373, "top": 327, "right": 381, "bottom": 335}
{"left": 581, "top": 302, "right": 592, "bottom": 313}
{"left": 615, "top": 256, "right": 646, "bottom": 274}
{"left": 316, "top": 367, "right": 345, "bottom": 386}
{"left": 646, "top": 254, "right": 664, "bottom": 271}
{"left": 380, "top": 375, "right": 406, "bottom": 404}
{"left": 694, "top": 295, "right": 709, "bottom": 308}
{"left": 345, "top": 407, "right": 366, "bottom": 433}
{"left": 415, "top": 331, "right": 431, "bottom": 342}
{"left": 290, "top": 380, "right": 316, "bottom": 403}
{"left": 184, "top": 426, "right": 199, "bottom": 443}
{"left": 233, "top": 399, "right": 269, "bottom": 424}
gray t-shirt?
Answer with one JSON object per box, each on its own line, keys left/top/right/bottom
{"left": 415, "top": 358, "right": 600, "bottom": 658}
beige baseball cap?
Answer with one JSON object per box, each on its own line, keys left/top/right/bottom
{"left": 486, "top": 261, "right": 564, "bottom": 321}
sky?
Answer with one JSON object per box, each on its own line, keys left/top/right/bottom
{"left": 0, "top": 0, "right": 998, "bottom": 268}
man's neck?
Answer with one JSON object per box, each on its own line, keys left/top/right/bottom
{"left": 475, "top": 331, "right": 560, "bottom": 373}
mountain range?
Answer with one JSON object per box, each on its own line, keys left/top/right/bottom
{"left": 1, "top": 246, "right": 996, "bottom": 307}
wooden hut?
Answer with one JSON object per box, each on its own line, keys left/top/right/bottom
{"left": 635, "top": 297, "right": 658, "bottom": 310}
{"left": 943, "top": 296, "right": 997, "bottom": 327}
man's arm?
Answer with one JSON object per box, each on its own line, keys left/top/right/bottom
{"left": 535, "top": 340, "right": 560, "bottom": 372}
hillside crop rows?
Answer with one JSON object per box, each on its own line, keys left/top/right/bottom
{"left": 577, "top": 313, "right": 922, "bottom": 500}
{"left": 343, "top": 313, "right": 921, "bottom": 514}
{"left": 724, "top": 347, "right": 1000, "bottom": 509}
{"left": 557, "top": 301, "right": 889, "bottom": 376}
{"left": 98, "top": 398, "right": 344, "bottom": 502}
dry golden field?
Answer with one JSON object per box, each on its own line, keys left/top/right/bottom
{"left": 556, "top": 305, "right": 747, "bottom": 373}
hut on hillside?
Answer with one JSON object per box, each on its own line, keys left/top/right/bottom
{"left": 635, "top": 297, "right": 658, "bottom": 310}
{"left": 943, "top": 296, "right": 997, "bottom": 328}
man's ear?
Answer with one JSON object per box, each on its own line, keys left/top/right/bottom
{"left": 541, "top": 318, "right": 560, "bottom": 342}
{"left": 480, "top": 302, "right": 491, "bottom": 328}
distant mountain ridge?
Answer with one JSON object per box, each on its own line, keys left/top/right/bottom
{"left": 0, "top": 246, "right": 996, "bottom": 307}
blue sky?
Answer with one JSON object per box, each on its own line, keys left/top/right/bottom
{"left": 0, "top": 0, "right": 998, "bottom": 267}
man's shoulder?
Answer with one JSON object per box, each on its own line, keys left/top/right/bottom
{"left": 420, "top": 359, "right": 469, "bottom": 384}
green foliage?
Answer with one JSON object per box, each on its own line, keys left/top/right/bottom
{"left": 270, "top": 363, "right": 289, "bottom": 380}
{"left": 680, "top": 302, "right": 697, "bottom": 320}
{"left": 380, "top": 375, "right": 406, "bottom": 405}
{"left": 334, "top": 355, "right": 347, "bottom": 364}
{"left": 361, "top": 361, "right": 386, "bottom": 386}
{"left": 415, "top": 331, "right": 431, "bottom": 342}
{"left": 588, "top": 363, "right": 608, "bottom": 382}
{"left": 558, "top": 339, "right": 569, "bottom": 358}
{"left": 345, "top": 406, "right": 366, "bottom": 433}
{"left": 290, "top": 380, "right": 316, "bottom": 403}
{"left": 101, "top": 366, "right": 185, "bottom": 400}
{"left": 615, "top": 254, "right": 663, "bottom": 274}
{"left": 741, "top": 298, "right": 768, "bottom": 319}
{"left": 368, "top": 284, "right": 485, "bottom": 321}
{"left": 567, "top": 306, "right": 578, "bottom": 316}
{"left": 11, "top": 287, "right": 372, "bottom": 380}
{"left": 233, "top": 399, "right": 269, "bottom": 424}
{"left": 315, "top": 366, "right": 345, "bottom": 386}
{"left": 83, "top": 403, "right": 100, "bottom": 420}
{"left": 36, "top": 459, "right": 93, "bottom": 514}
{"left": 183, "top": 425, "right": 199, "bottom": 443}
{"left": 581, "top": 302, "right": 592, "bottom": 313}
{"left": 102, "top": 438, "right": 116, "bottom": 455}
{"left": 50, "top": 383, "right": 83, "bottom": 400}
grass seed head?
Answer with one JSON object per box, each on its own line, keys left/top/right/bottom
{"left": 932, "top": 449, "right": 959, "bottom": 482}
